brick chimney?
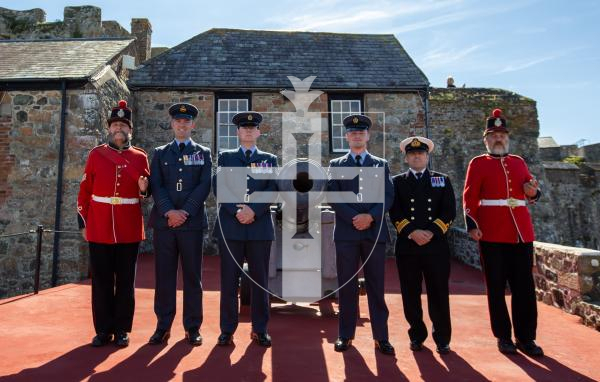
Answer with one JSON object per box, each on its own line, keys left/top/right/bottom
{"left": 131, "top": 18, "right": 152, "bottom": 65}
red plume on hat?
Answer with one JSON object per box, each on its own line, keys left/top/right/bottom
{"left": 484, "top": 107, "right": 508, "bottom": 136}
{"left": 108, "top": 99, "right": 133, "bottom": 127}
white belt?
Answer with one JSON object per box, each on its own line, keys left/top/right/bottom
{"left": 480, "top": 198, "right": 526, "bottom": 207}
{"left": 92, "top": 195, "right": 139, "bottom": 205}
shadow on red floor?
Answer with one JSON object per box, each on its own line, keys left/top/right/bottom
{"left": 0, "top": 255, "right": 598, "bottom": 381}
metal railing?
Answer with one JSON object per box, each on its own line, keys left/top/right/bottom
{"left": 0, "top": 226, "right": 80, "bottom": 295}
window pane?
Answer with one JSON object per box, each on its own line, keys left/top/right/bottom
{"left": 219, "top": 125, "right": 229, "bottom": 136}
{"left": 332, "top": 101, "right": 341, "bottom": 113}
{"left": 342, "top": 102, "right": 349, "bottom": 113}
{"left": 351, "top": 102, "right": 359, "bottom": 112}
{"left": 229, "top": 124, "right": 238, "bottom": 136}
{"left": 219, "top": 137, "right": 228, "bottom": 149}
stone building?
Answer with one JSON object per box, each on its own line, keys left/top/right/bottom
{"left": 0, "top": 37, "right": 138, "bottom": 297}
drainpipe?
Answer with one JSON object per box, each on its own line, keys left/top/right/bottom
{"left": 51, "top": 80, "right": 67, "bottom": 286}
{"left": 423, "top": 86, "right": 432, "bottom": 168}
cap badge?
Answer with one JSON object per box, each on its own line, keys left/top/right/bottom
{"left": 248, "top": 114, "right": 253, "bottom": 121}
{"left": 180, "top": 105, "right": 187, "bottom": 113}
{"left": 352, "top": 117, "right": 359, "bottom": 124}
{"left": 411, "top": 138, "right": 421, "bottom": 148}
{"left": 117, "top": 109, "right": 125, "bottom": 118}
{"left": 494, "top": 118, "right": 502, "bottom": 127}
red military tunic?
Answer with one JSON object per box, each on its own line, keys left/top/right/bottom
{"left": 77, "top": 144, "right": 150, "bottom": 244}
{"left": 463, "top": 154, "right": 537, "bottom": 243}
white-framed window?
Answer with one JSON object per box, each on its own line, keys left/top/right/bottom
{"left": 329, "top": 98, "right": 362, "bottom": 153}
{"left": 217, "top": 97, "right": 249, "bottom": 151}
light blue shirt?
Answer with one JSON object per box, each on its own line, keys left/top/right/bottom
{"left": 351, "top": 150, "right": 369, "bottom": 163}
{"left": 239, "top": 145, "right": 257, "bottom": 156}
{"left": 174, "top": 138, "right": 192, "bottom": 146}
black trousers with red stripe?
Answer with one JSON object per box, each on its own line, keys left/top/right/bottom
{"left": 89, "top": 242, "right": 139, "bottom": 335}
{"left": 479, "top": 241, "right": 537, "bottom": 342}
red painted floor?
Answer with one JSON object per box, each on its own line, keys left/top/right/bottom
{"left": 0, "top": 254, "right": 598, "bottom": 381}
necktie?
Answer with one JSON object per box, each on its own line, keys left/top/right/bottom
{"left": 355, "top": 155, "right": 362, "bottom": 167}
{"left": 179, "top": 142, "right": 186, "bottom": 152}
{"left": 416, "top": 172, "right": 422, "bottom": 179}
{"left": 245, "top": 149, "right": 252, "bottom": 161}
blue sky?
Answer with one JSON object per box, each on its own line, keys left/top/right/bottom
{"left": 5, "top": 0, "right": 600, "bottom": 145}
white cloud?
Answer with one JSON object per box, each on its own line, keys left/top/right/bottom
{"left": 420, "top": 44, "right": 483, "bottom": 69}
{"left": 497, "top": 56, "right": 559, "bottom": 74}
{"left": 266, "top": 0, "right": 463, "bottom": 32}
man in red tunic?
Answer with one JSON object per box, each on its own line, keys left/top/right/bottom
{"left": 463, "top": 108, "right": 544, "bottom": 357}
{"left": 77, "top": 100, "right": 150, "bottom": 347}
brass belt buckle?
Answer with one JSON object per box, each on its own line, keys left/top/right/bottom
{"left": 111, "top": 197, "right": 122, "bottom": 205}
{"left": 356, "top": 193, "right": 363, "bottom": 202}
{"left": 176, "top": 182, "right": 182, "bottom": 192}
{"left": 244, "top": 193, "right": 250, "bottom": 203}
{"left": 507, "top": 198, "right": 518, "bottom": 208}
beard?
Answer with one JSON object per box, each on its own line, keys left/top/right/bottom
{"left": 486, "top": 141, "right": 509, "bottom": 155}
{"left": 109, "top": 131, "right": 132, "bottom": 146}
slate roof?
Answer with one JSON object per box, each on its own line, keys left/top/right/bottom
{"left": 0, "top": 38, "right": 135, "bottom": 81}
{"left": 129, "top": 28, "right": 429, "bottom": 90}
{"left": 538, "top": 136, "right": 560, "bottom": 148}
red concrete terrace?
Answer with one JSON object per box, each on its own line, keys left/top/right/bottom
{"left": 0, "top": 255, "right": 598, "bottom": 381}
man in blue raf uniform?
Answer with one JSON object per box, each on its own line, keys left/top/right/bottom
{"left": 213, "top": 111, "right": 278, "bottom": 347}
{"left": 147, "top": 103, "right": 212, "bottom": 346}
{"left": 389, "top": 136, "right": 456, "bottom": 355}
{"left": 327, "top": 114, "right": 395, "bottom": 355}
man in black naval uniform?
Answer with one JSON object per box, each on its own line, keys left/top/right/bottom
{"left": 327, "top": 114, "right": 395, "bottom": 355}
{"left": 389, "top": 136, "right": 456, "bottom": 355}
{"left": 147, "top": 103, "right": 212, "bottom": 346}
{"left": 213, "top": 111, "right": 278, "bottom": 347}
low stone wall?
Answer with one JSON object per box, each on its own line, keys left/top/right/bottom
{"left": 449, "top": 227, "right": 600, "bottom": 330}
{"left": 534, "top": 242, "right": 600, "bottom": 330}
{"left": 448, "top": 227, "right": 481, "bottom": 269}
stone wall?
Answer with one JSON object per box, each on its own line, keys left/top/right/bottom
{"left": 541, "top": 162, "right": 600, "bottom": 249}
{"left": 534, "top": 242, "right": 600, "bottom": 330}
{"left": 0, "top": 68, "right": 130, "bottom": 298}
{"left": 582, "top": 143, "right": 600, "bottom": 162}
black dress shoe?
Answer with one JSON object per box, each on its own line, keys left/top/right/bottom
{"left": 148, "top": 329, "right": 170, "bottom": 345}
{"left": 375, "top": 340, "right": 395, "bottom": 355}
{"left": 497, "top": 338, "right": 518, "bottom": 354}
{"left": 91, "top": 333, "right": 113, "bottom": 347}
{"left": 516, "top": 340, "right": 544, "bottom": 357}
{"left": 251, "top": 332, "right": 272, "bottom": 347}
{"left": 436, "top": 343, "right": 451, "bottom": 355}
{"left": 115, "top": 332, "right": 129, "bottom": 347}
{"left": 334, "top": 337, "right": 352, "bottom": 352}
{"left": 217, "top": 332, "right": 234, "bottom": 346}
{"left": 409, "top": 340, "right": 423, "bottom": 351}
{"left": 186, "top": 327, "right": 202, "bottom": 346}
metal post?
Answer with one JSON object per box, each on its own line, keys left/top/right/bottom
{"left": 34, "top": 225, "right": 43, "bottom": 294}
